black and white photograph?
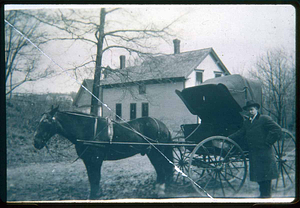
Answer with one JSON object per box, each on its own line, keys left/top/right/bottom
{"left": 4, "top": 4, "right": 296, "bottom": 203}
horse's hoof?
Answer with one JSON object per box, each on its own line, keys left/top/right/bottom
{"left": 157, "top": 191, "right": 166, "bottom": 198}
{"left": 155, "top": 183, "right": 166, "bottom": 198}
{"left": 89, "top": 193, "right": 101, "bottom": 200}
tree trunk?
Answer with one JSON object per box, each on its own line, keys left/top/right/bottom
{"left": 90, "top": 8, "right": 106, "bottom": 116}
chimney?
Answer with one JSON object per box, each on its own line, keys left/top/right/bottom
{"left": 173, "top": 39, "right": 180, "bottom": 54}
{"left": 120, "top": 55, "right": 125, "bottom": 69}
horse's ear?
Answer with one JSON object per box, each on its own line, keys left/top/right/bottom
{"left": 50, "top": 105, "right": 59, "bottom": 116}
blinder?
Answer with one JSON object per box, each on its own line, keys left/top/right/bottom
{"left": 34, "top": 111, "right": 60, "bottom": 148}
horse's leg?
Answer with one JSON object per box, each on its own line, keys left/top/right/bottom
{"left": 161, "top": 146, "right": 174, "bottom": 192}
{"left": 147, "top": 147, "right": 172, "bottom": 197}
{"left": 82, "top": 156, "right": 104, "bottom": 199}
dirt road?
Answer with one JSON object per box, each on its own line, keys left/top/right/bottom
{"left": 7, "top": 155, "right": 295, "bottom": 201}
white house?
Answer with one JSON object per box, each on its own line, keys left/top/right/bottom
{"left": 73, "top": 39, "right": 231, "bottom": 134}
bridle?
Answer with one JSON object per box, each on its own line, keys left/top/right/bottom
{"left": 36, "top": 111, "right": 76, "bottom": 161}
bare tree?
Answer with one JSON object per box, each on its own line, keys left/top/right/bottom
{"left": 21, "top": 8, "right": 177, "bottom": 115}
{"left": 5, "top": 10, "right": 54, "bottom": 98}
{"left": 249, "top": 48, "right": 295, "bottom": 129}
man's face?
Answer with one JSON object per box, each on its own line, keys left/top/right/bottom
{"left": 247, "top": 106, "right": 258, "bottom": 117}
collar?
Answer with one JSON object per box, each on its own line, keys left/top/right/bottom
{"left": 249, "top": 113, "right": 259, "bottom": 123}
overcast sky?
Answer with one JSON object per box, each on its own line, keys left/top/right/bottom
{"left": 5, "top": 4, "right": 296, "bottom": 94}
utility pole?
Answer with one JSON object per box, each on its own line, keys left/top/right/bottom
{"left": 90, "top": 8, "right": 106, "bottom": 116}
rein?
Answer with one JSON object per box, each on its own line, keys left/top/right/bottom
{"left": 71, "top": 146, "right": 89, "bottom": 164}
{"left": 45, "top": 144, "right": 59, "bottom": 162}
{"left": 43, "top": 110, "right": 163, "bottom": 164}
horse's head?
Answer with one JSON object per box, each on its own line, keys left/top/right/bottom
{"left": 34, "top": 106, "right": 60, "bottom": 150}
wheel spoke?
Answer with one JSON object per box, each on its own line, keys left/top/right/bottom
{"left": 173, "top": 148, "right": 181, "bottom": 159}
{"left": 203, "top": 172, "right": 214, "bottom": 189}
{"left": 282, "top": 163, "right": 294, "bottom": 184}
{"left": 273, "top": 130, "right": 296, "bottom": 191}
{"left": 280, "top": 165, "right": 286, "bottom": 188}
{"left": 273, "top": 145, "right": 280, "bottom": 157}
{"left": 274, "top": 175, "right": 279, "bottom": 189}
{"left": 281, "top": 137, "right": 285, "bottom": 155}
{"left": 218, "top": 172, "right": 226, "bottom": 197}
{"left": 277, "top": 139, "right": 282, "bottom": 155}
{"left": 229, "top": 160, "right": 242, "bottom": 171}
{"left": 224, "top": 164, "right": 233, "bottom": 180}
{"left": 223, "top": 145, "right": 235, "bottom": 161}
{"left": 184, "top": 149, "right": 192, "bottom": 159}
{"left": 180, "top": 147, "right": 187, "bottom": 158}
{"left": 218, "top": 139, "right": 225, "bottom": 164}
{"left": 219, "top": 171, "right": 237, "bottom": 192}
{"left": 284, "top": 148, "right": 295, "bottom": 158}
{"left": 212, "top": 171, "right": 217, "bottom": 196}
{"left": 175, "top": 171, "right": 180, "bottom": 181}
{"left": 221, "top": 168, "right": 244, "bottom": 181}
{"left": 283, "top": 161, "right": 295, "bottom": 171}
{"left": 284, "top": 137, "right": 294, "bottom": 150}
{"left": 202, "top": 148, "right": 215, "bottom": 165}
{"left": 183, "top": 164, "right": 189, "bottom": 173}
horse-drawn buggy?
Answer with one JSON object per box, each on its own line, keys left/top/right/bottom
{"left": 34, "top": 74, "right": 295, "bottom": 199}
{"left": 171, "top": 74, "right": 295, "bottom": 197}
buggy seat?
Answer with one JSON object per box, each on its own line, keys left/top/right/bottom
{"left": 176, "top": 74, "right": 262, "bottom": 147}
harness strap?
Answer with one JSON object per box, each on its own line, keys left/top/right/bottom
{"left": 94, "top": 117, "right": 98, "bottom": 139}
{"left": 106, "top": 117, "right": 114, "bottom": 144}
{"left": 149, "top": 117, "right": 161, "bottom": 140}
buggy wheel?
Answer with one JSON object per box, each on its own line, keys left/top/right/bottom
{"left": 188, "top": 136, "right": 247, "bottom": 198}
{"left": 272, "top": 128, "right": 296, "bottom": 192}
{"left": 171, "top": 136, "right": 192, "bottom": 188}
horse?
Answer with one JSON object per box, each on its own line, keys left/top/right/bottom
{"left": 33, "top": 106, "right": 174, "bottom": 199}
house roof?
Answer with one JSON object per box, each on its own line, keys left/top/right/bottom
{"left": 100, "top": 47, "right": 230, "bottom": 86}
{"left": 73, "top": 47, "right": 230, "bottom": 106}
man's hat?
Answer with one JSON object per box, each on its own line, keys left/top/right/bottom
{"left": 243, "top": 100, "right": 260, "bottom": 110}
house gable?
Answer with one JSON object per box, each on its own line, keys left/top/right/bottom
{"left": 185, "top": 49, "right": 230, "bottom": 88}
{"left": 73, "top": 79, "right": 94, "bottom": 108}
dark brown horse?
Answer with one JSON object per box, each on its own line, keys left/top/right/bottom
{"left": 33, "top": 106, "right": 173, "bottom": 199}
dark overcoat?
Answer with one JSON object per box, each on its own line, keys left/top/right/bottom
{"left": 229, "top": 113, "right": 282, "bottom": 182}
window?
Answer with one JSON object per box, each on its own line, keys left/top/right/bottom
{"left": 139, "top": 84, "right": 146, "bottom": 94}
{"left": 215, "top": 72, "right": 222, "bottom": 78}
{"left": 116, "top": 103, "right": 122, "bottom": 120}
{"left": 130, "top": 103, "right": 136, "bottom": 120}
{"left": 196, "top": 70, "right": 204, "bottom": 85}
{"left": 196, "top": 71, "right": 203, "bottom": 85}
{"left": 142, "top": 103, "right": 149, "bottom": 117}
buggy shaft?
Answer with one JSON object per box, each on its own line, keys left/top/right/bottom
{"left": 77, "top": 140, "right": 197, "bottom": 147}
